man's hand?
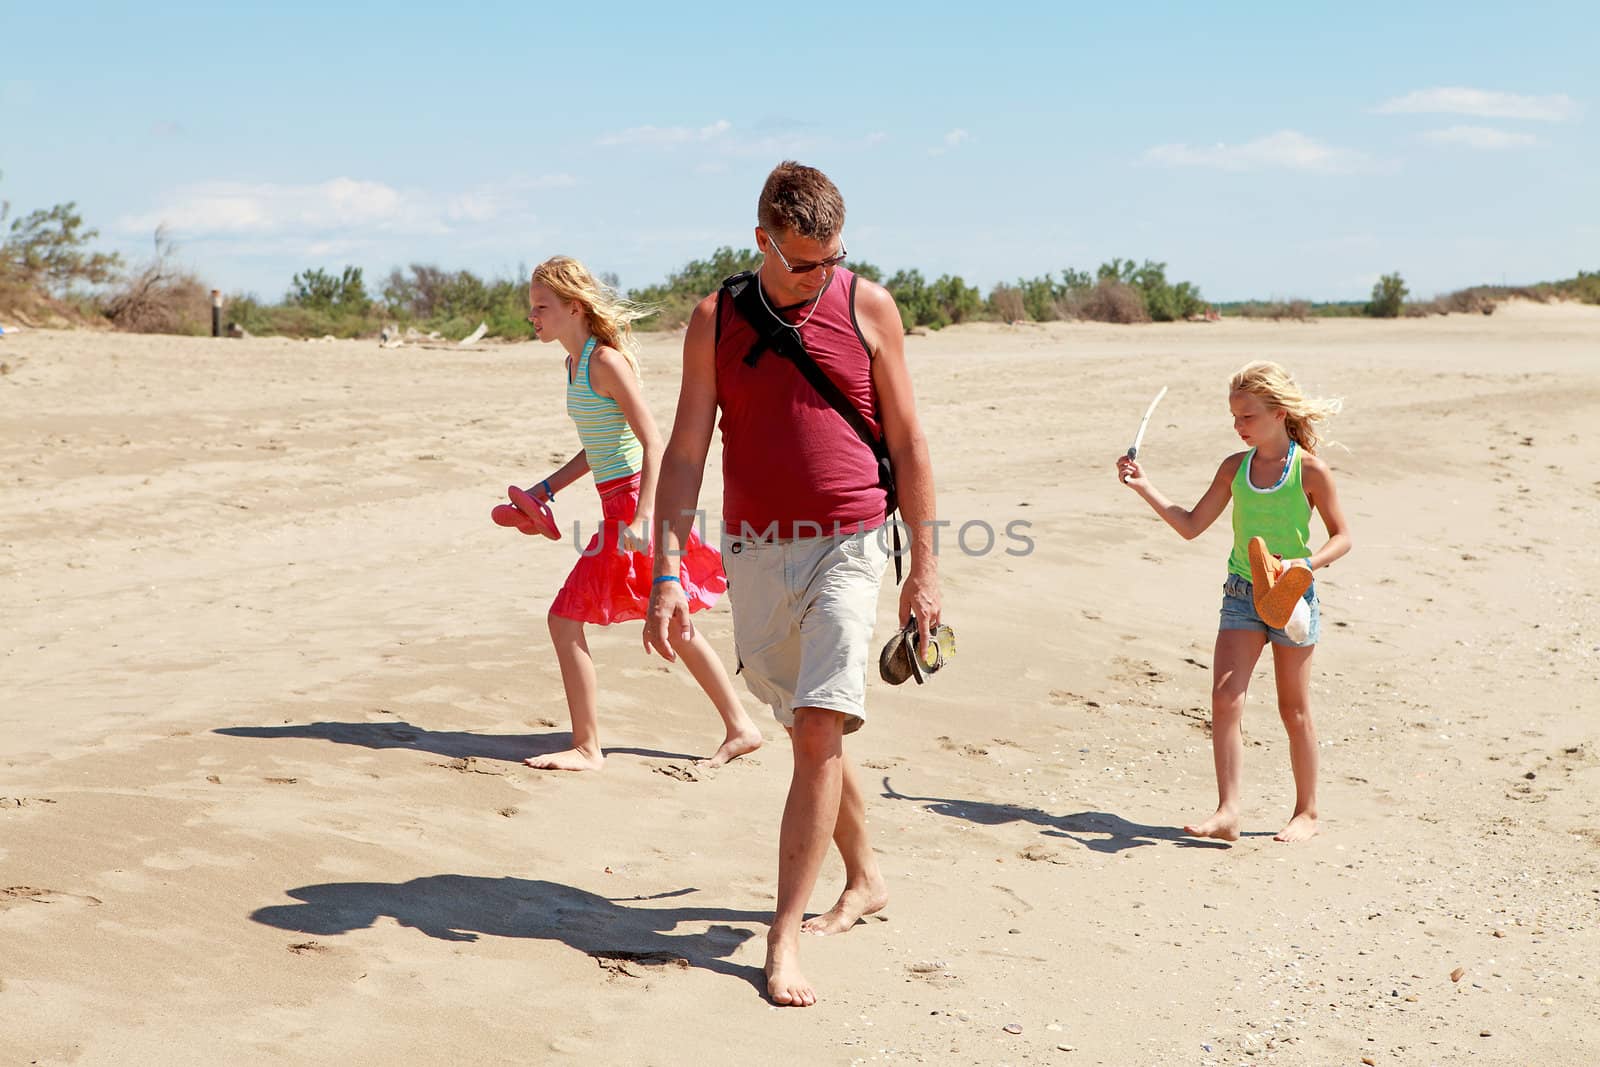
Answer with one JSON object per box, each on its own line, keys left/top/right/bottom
{"left": 897, "top": 566, "right": 941, "bottom": 654}
{"left": 644, "top": 578, "right": 694, "bottom": 661}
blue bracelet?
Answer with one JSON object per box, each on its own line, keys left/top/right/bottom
{"left": 541, "top": 479, "right": 555, "bottom": 500}
{"left": 652, "top": 575, "right": 680, "bottom": 585}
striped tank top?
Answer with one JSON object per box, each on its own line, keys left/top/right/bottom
{"left": 567, "top": 336, "right": 644, "bottom": 483}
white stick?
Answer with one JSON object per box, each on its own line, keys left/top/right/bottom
{"left": 1122, "top": 385, "right": 1168, "bottom": 482}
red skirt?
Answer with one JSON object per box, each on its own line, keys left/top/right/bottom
{"left": 549, "top": 472, "right": 727, "bottom": 625}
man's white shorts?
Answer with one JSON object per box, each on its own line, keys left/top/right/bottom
{"left": 720, "top": 529, "right": 889, "bottom": 734}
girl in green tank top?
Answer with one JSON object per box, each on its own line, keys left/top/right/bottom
{"left": 1116, "top": 361, "right": 1353, "bottom": 845}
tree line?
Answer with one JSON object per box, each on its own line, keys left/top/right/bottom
{"left": 3, "top": 187, "right": 1597, "bottom": 339}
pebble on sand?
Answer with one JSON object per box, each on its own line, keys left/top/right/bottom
{"left": 1450, "top": 967, "right": 1466, "bottom": 983}
{"left": 1003, "top": 1023, "right": 1023, "bottom": 1035}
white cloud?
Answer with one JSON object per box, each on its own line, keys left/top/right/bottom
{"left": 116, "top": 175, "right": 573, "bottom": 239}
{"left": 1376, "top": 87, "right": 1579, "bottom": 122}
{"left": 1422, "top": 125, "right": 1540, "bottom": 150}
{"left": 1142, "top": 130, "right": 1370, "bottom": 173}
{"left": 864, "top": 131, "right": 888, "bottom": 147}
{"left": 597, "top": 119, "right": 731, "bottom": 147}
{"left": 929, "top": 128, "right": 970, "bottom": 156}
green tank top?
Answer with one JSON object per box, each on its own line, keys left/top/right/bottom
{"left": 566, "top": 337, "right": 644, "bottom": 483}
{"left": 1228, "top": 443, "right": 1312, "bottom": 579}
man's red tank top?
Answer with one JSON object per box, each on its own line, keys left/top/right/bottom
{"left": 714, "top": 268, "right": 887, "bottom": 538}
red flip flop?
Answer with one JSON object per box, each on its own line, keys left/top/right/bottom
{"left": 506, "top": 485, "right": 560, "bottom": 540}
{"left": 491, "top": 503, "right": 538, "bottom": 534}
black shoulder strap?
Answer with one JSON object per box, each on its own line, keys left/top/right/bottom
{"left": 720, "top": 271, "right": 903, "bottom": 582}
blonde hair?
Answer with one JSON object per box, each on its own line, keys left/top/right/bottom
{"left": 1229, "top": 360, "right": 1342, "bottom": 454}
{"left": 530, "top": 256, "right": 653, "bottom": 374}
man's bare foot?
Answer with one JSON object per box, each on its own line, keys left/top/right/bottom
{"left": 801, "top": 880, "right": 888, "bottom": 936}
{"left": 702, "top": 729, "right": 764, "bottom": 768}
{"left": 1182, "top": 809, "right": 1240, "bottom": 842}
{"left": 523, "top": 747, "right": 604, "bottom": 772}
{"left": 1273, "top": 812, "right": 1318, "bottom": 842}
{"left": 764, "top": 939, "right": 816, "bottom": 1007}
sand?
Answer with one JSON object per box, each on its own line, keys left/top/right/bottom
{"left": 2, "top": 303, "right": 1598, "bottom": 1065}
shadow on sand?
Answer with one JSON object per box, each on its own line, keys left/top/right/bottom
{"left": 252, "top": 875, "right": 767, "bottom": 992}
{"left": 215, "top": 720, "right": 697, "bottom": 764}
{"left": 881, "top": 778, "right": 1269, "bottom": 851}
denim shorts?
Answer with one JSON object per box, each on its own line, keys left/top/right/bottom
{"left": 1219, "top": 573, "right": 1319, "bottom": 647}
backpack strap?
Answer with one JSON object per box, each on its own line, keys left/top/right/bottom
{"left": 720, "top": 271, "right": 903, "bottom": 583}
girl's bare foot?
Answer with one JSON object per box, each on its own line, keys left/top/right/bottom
{"left": 1183, "top": 808, "right": 1240, "bottom": 842}
{"left": 801, "top": 879, "right": 887, "bottom": 936}
{"left": 764, "top": 938, "right": 816, "bottom": 1007}
{"left": 523, "top": 747, "right": 604, "bottom": 772}
{"left": 1273, "top": 811, "right": 1318, "bottom": 842}
{"left": 703, "top": 729, "right": 764, "bottom": 768}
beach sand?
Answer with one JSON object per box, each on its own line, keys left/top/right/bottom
{"left": 3, "top": 303, "right": 1598, "bottom": 1065}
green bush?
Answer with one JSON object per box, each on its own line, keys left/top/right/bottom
{"left": 986, "top": 261, "right": 1205, "bottom": 324}
{"left": 1365, "top": 272, "right": 1408, "bottom": 318}
{"left": 289, "top": 265, "right": 370, "bottom": 313}
{"left": 882, "top": 269, "right": 982, "bottom": 329}
{"left": 2, "top": 199, "right": 123, "bottom": 294}
{"left": 629, "top": 246, "right": 762, "bottom": 328}
{"left": 1570, "top": 270, "right": 1600, "bottom": 304}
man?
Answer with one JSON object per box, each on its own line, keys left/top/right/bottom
{"left": 646, "top": 161, "right": 941, "bottom": 1007}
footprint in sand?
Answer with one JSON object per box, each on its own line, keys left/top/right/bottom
{"left": 589, "top": 949, "right": 690, "bottom": 979}
{"left": 1, "top": 886, "right": 103, "bottom": 910}
{"left": 654, "top": 762, "right": 708, "bottom": 783}
{"left": 431, "top": 757, "right": 503, "bottom": 776}
{"left": 937, "top": 736, "right": 991, "bottom": 759}
{"left": 1018, "top": 843, "right": 1070, "bottom": 865}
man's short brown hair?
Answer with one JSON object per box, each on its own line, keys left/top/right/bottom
{"left": 757, "top": 161, "right": 846, "bottom": 240}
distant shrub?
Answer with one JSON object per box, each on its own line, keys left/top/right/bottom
{"left": 1365, "top": 272, "right": 1408, "bottom": 318}
{"left": 1232, "top": 300, "right": 1312, "bottom": 321}
{"left": 629, "top": 247, "right": 762, "bottom": 329}
{"left": 1072, "top": 279, "right": 1150, "bottom": 324}
{"left": 1437, "top": 287, "right": 1495, "bottom": 315}
{"left": 989, "top": 283, "right": 1025, "bottom": 323}
{"left": 884, "top": 269, "right": 984, "bottom": 330}
{"left": 289, "top": 267, "right": 366, "bottom": 316}
{"left": 103, "top": 229, "right": 211, "bottom": 335}
{"left": 2, "top": 198, "right": 123, "bottom": 294}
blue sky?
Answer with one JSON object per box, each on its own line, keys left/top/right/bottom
{"left": 3, "top": 2, "right": 1594, "bottom": 302}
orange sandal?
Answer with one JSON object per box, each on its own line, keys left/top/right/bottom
{"left": 1247, "top": 536, "right": 1312, "bottom": 629}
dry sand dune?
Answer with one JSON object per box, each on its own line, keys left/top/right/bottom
{"left": 3, "top": 305, "right": 1598, "bottom": 1065}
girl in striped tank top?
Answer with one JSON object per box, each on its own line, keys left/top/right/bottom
{"left": 508, "top": 256, "right": 762, "bottom": 772}
{"left": 1117, "top": 362, "right": 1352, "bottom": 843}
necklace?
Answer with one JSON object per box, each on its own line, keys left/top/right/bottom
{"left": 756, "top": 272, "right": 825, "bottom": 330}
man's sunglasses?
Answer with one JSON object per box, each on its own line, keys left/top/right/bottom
{"left": 761, "top": 227, "right": 848, "bottom": 274}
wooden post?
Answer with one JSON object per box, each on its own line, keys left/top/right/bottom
{"left": 211, "top": 290, "right": 222, "bottom": 337}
